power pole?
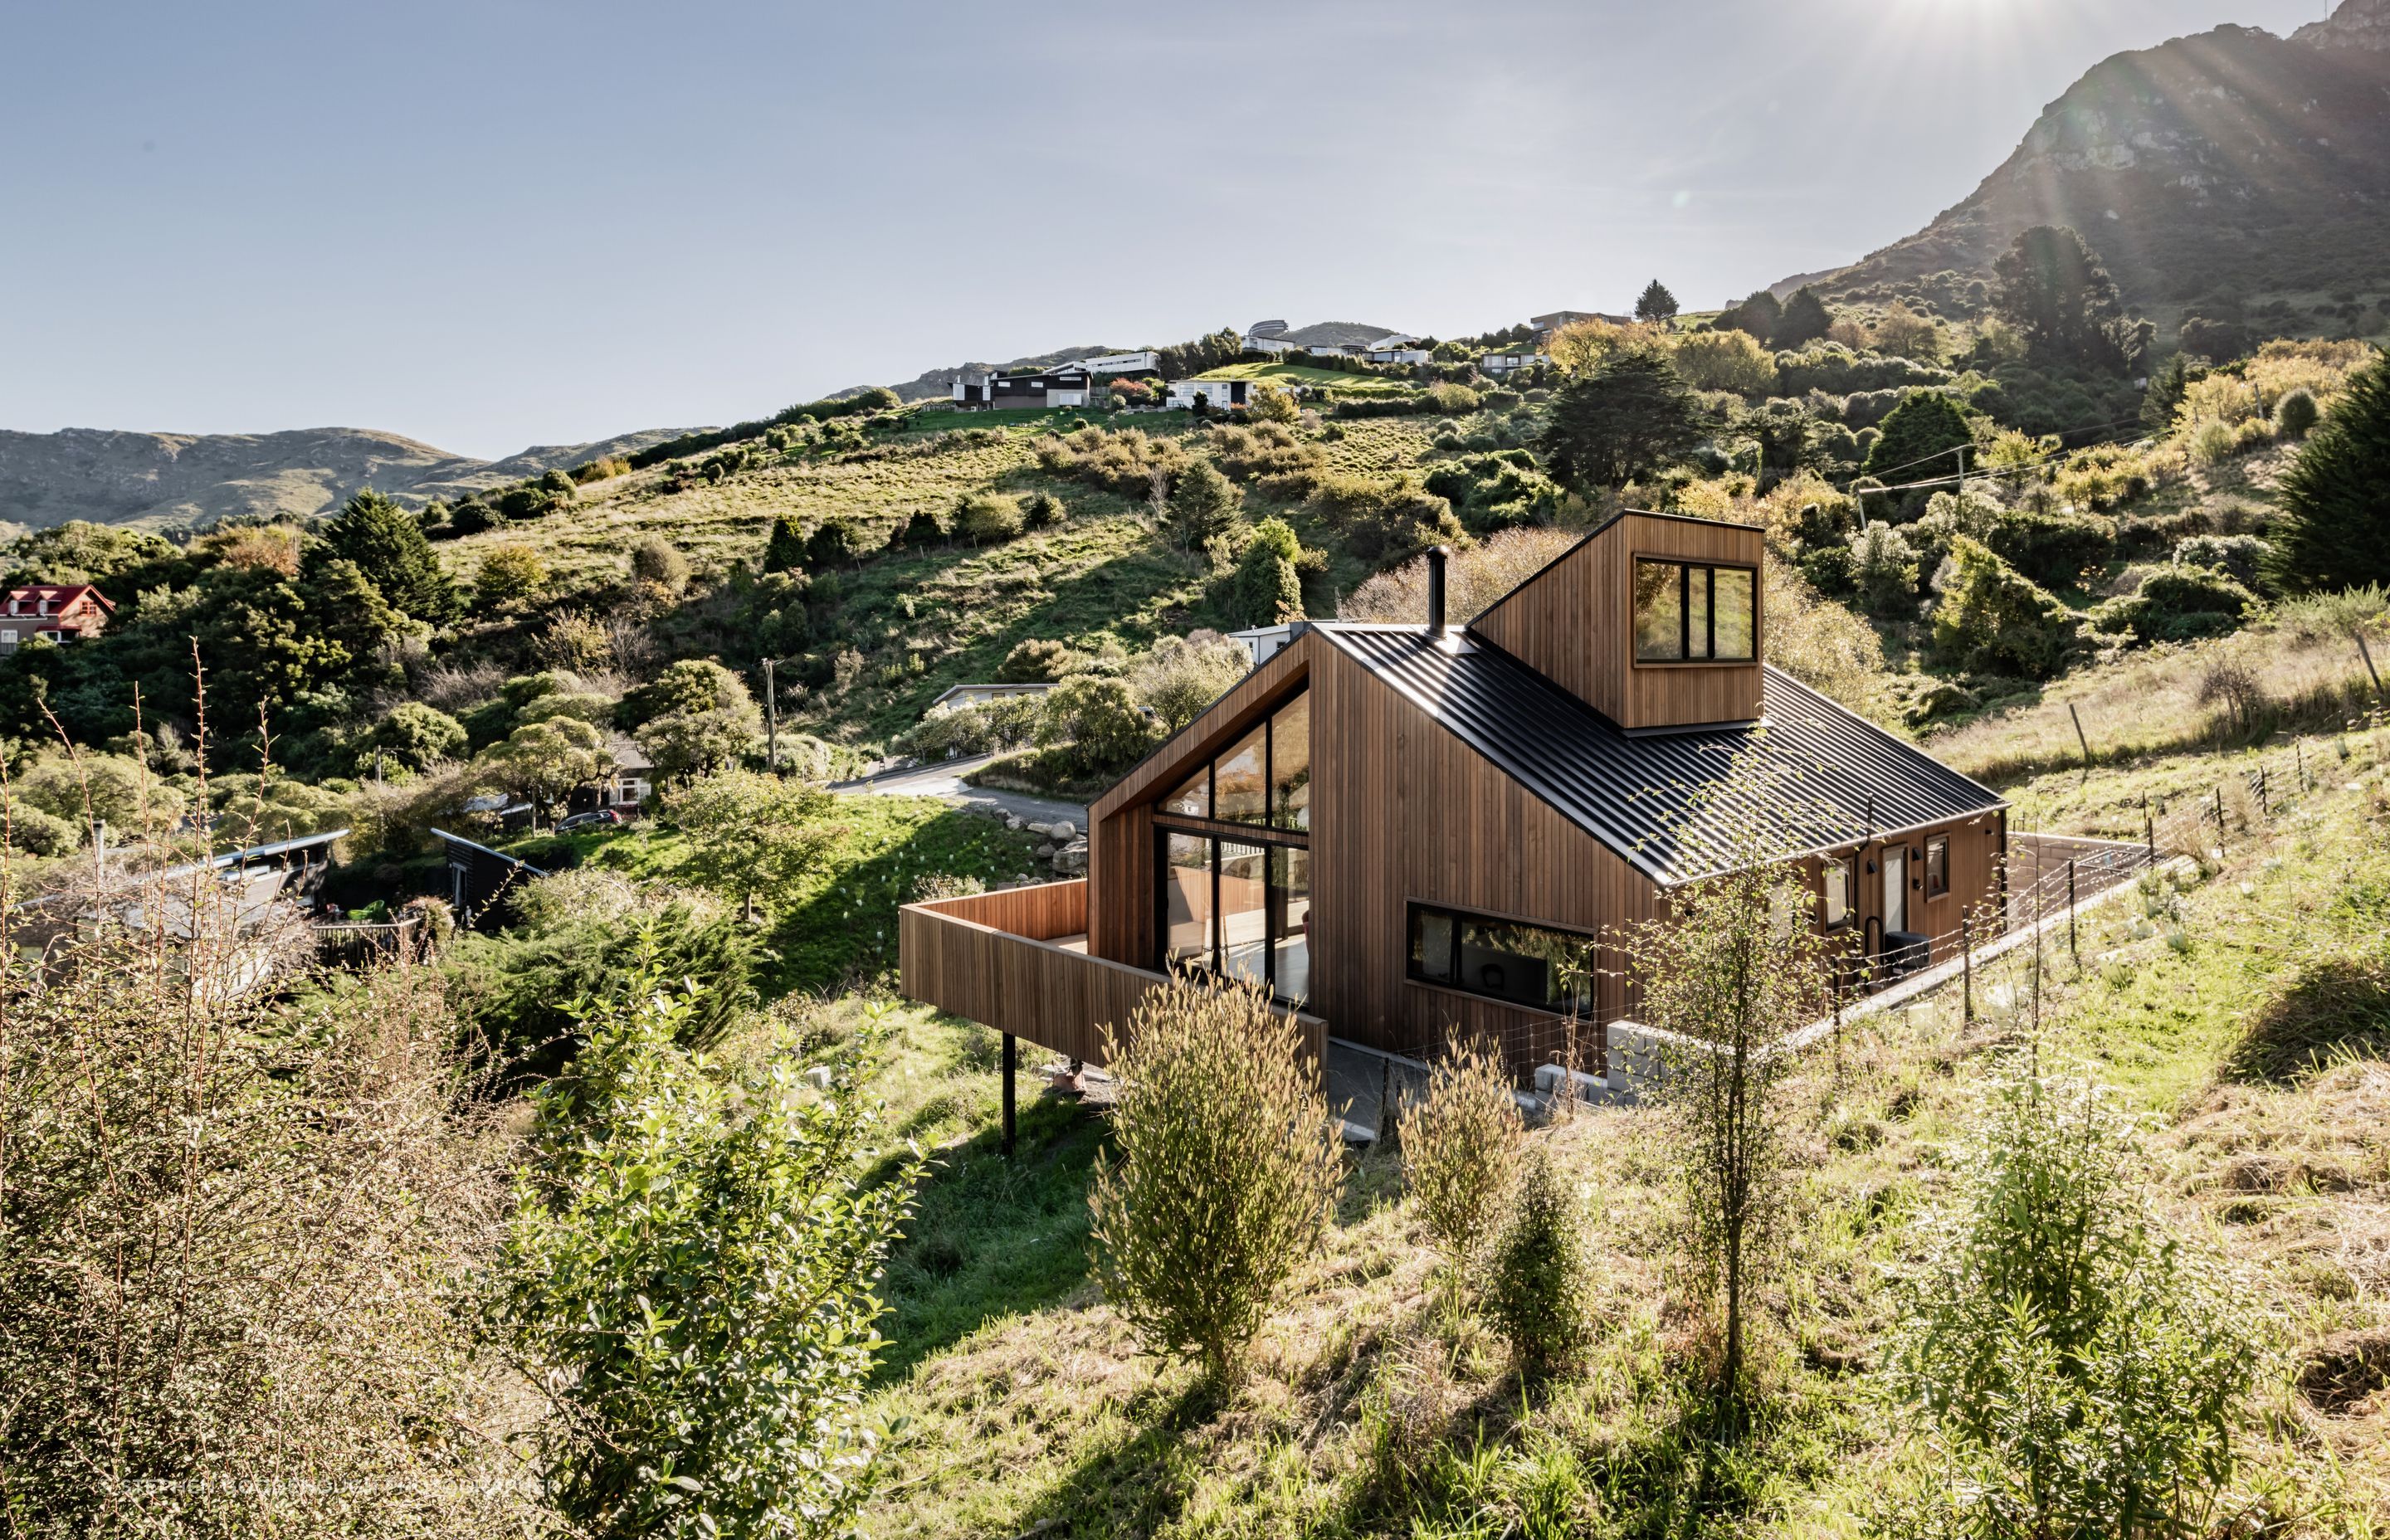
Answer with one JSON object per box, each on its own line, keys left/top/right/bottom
{"left": 762, "top": 656, "right": 778, "bottom": 772}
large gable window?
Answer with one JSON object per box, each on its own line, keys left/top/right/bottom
{"left": 1155, "top": 690, "right": 1309, "bottom": 833}
{"left": 1154, "top": 687, "right": 1311, "bottom": 1004}
{"left": 1633, "top": 558, "right": 1756, "bottom": 663}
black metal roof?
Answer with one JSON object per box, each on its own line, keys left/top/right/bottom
{"left": 1316, "top": 624, "right": 2004, "bottom": 886}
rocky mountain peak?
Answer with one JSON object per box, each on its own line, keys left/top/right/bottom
{"left": 2295, "top": 0, "right": 2390, "bottom": 51}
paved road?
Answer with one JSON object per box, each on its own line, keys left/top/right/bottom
{"left": 829, "top": 753, "right": 1088, "bottom": 831}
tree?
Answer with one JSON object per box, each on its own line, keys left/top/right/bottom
{"left": 1850, "top": 522, "right": 1920, "bottom": 616}
{"left": 1770, "top": 285, "right": 1833, "bottom": 348}
{"left": 1931, "top": 536, "right": 2075, "bottom": 678}
{"left": 806, "top": 516, "right": 865, "bottom": 573}
{"left": 500, "top": 979, "right": 921, "bottom": 1540}
{"left": 1614, "top": 751, "right": 1832, "bottom": 1425}
{"left": 1089, "top": 978, "right": 1342, "bottom": 1385}
{"left": 1246, "top": 385, "right": 1300, "bottom": 424}
{"left": 662, "top": 768, "right": 838, "bottom": 923}
{"left": 1226, "top": 517, "right": 1305, "bottom": 629}
{"left": 1401, "top": 1030, "right": 1521, "bottom": 1321}
{"left": 1634, "top": 279, "right": 1680, "bottom": 323}
{"left": 475, "top": 543, "right": 549, "bottom": 607}
{"left": 1714, "top": 290, "right": 1781, "bottom": 342}
{"left": 633, "top": 663, "right": 764, "bottom": 780}
{"left": 1131, "top": 631, "right": 1253, "bottom": 733}
{"left": 1670, "top": 329, "right": 1778, "bottom": 394}
{"left": 1167, "top": 461, "right": 1243, "bottom": 548}
{"left": 2139, "top": 352, "right": 2197, "bottom": 435}
{"left": 762, "top": 514, "right": 807, "bottom": 573}
{"left": 369, "top": 701, "right": 467, "bottom": 771}
{"left": 1991, "top": 225, "right": 2146, "bottom": 372}
{"left": 315, "top": 489, "right": 457, "bottom": 621}
{"left": 2265, "top": 351, "right": 2390, "bottom": 594}
{"left": 997, "top": 637, "right": 1085, "bottom": 684}
{"left": 1890, "top": 1065, "right": 2261, "bottom": 1538}
{"left": 1033, "top": 675, "right": 1155, "bottom": 772}
{"left": 477, "top": 717, "right": 611, "bottom": 826}
{"left": 1861, "top": 391, "right": 1974, "bottom": 490}
{"left": 1871, "top": 304, "right": 1941, "bottom": 363}
{"left": 1538, "top": 348, "right": 1705, "bottom": 490}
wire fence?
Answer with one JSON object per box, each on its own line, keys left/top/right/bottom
{"left": 1404, "top": 710, "right": 2388, "bottom": 1088}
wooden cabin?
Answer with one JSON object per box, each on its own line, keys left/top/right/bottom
{"left": 900, "top": 509, "right": 2008, "bottom": 1084}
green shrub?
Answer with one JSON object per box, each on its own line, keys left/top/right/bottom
{"left": 2171, "top": 532, "right": 2270, "bottom": 587}
{"left": 2273, "top": 387, "right": 2319, "bottom": 441}
{"left": 1034, "top": 676, "right": 1157, "bottom": 776}
{"left": 1130, "top": 631, "right": 1251, "bottom": 732}
{"left": 1861, "top": 391, "right": 1974, "bottom": 486}
{"left": 1022, "top": 490, "right": 1063, "bottom": 529}
{"left": 1987, "top": 507, "right": 2116, "bottom": 587}
{"left": 762, "top": 513, "right": 807, "bottom": 572}
{"left": 807, "top": 515, "right": 866, "bottom": 569}
{"left": 1401, "top": 1032, "right": 1521, "bottom": 1317}
{"left": 3, "top": 802, "right": 80, "bottom": 856}
{"left": 1481, "top": 1148, "right": 1590, "bottom": 1372}
{"left": 1930, "top": 536, "right": 2074, "bottom": 679}
{"left": 500, "top": 982, "right": 920, "bottom": 1539}
{"left": 1090, "top": 978, "right": 1343, "bottom": 1384}
{"left": 2092, "top": 565, "right": 2255, "bottom": 644}
{"left": 1227, "top": 517, "right": 1305, "bottom": 628}
{"left": 997, "top": 636, "right": 1086, "bottom": 683}
{"left": 953, "top": 492, "right": 1024, "bottom": 545}
{"left": 1890, "top": 1065, "right": 2262, "bottom": 1538}
{"left": 627, "top": 534, "right": 690, "bottom": 594}
{"left": 1797, "top": 542, "right": 1858, "bottom": 596}
{"left": 1851, "top": 522, "right": 1920, "bottom": 615}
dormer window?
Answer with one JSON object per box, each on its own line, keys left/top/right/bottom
{"left": 1633, "top": 558, "right": 1755, "bottom": 663}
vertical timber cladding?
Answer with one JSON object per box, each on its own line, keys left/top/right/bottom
{"left": 1308, "top": 636, "right": 1657, "bottom": 1062}
{"left": 1468, "top": 511, "right": 1765, "bottom": 730}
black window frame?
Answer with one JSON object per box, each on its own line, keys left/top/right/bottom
{"left": 1152, "top": 824, "right": 1310, "bottom": 1006}
{"left": 1403, "top": 900, "right": 1600, "bottom": 1019}
{"left": 1632, "top": 558, "right": 1758, "bottom": 665}
{"left": 1154, "top": 687, "right": 1310, "bottom": 834}
{"left": 1924, "top": 835, "right": 1950, "bottom": 898}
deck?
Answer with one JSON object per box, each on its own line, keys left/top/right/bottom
{"left": 898, "top": 879, "right": 1326, "bottom": 1075}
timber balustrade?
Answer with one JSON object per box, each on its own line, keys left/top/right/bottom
{"left": 899, "top": 878, "right": 1325, "bottom": 1076}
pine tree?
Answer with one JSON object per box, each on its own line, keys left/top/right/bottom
{"left": 1771, "top": 286, "right": 1833, "bottom": 349}
{"left": 1718, "top": 290, "right": 1781, "bottom": 341}
{"left": 762, "top": 514, "right": 807, "bottom": 572}
{"left": 2265, "top": 352, "right": 2390, "bottom": 594}
{"left": 1228, "top": 519, "right": 1305, "bottom": 627}
{"left": 1538, "top": 348, "right": 1704, "bottom": 490}
{"left": 1992, "top": 226, "right": 2147, "bottom": 372}
{"left": 318, "top": 488, "right": 456, "bottom": 621}
{"left": 1167, "top": 461, "right": 1243, "bottom": 548}
{"left": 2139, "top": 353, "right": 2195, "bottom": 435}
{"left": 1634, "top": 280, "right": 1680, "bottom": 324}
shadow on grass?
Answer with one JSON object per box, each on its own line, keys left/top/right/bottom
{"left": 2219, "top": 951, "right": 2390, "bottom": 1084}
{"left": 997, "top": 1377, "right": 1213, "bottom": 1540}
{"left": 874, "top": 1087, "right": 1110, "bottom": 1387}
{"left": 763, "top": 811, "right": 1042, "bottom": 997}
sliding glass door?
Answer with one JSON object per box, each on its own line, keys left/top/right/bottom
{"left": 1154, "top": 827, "right": 1310, "bottom": 1009}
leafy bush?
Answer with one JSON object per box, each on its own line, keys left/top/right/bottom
{"left": 2272, "top": 387, "right": 2319, "bottom": 440}
{"left": 1851, "top": 522, "right": 1919, "bottom": 614}
{"left": 1090, "top": 978, "right": 1343, "bottom": 1383}
{"left": 371, "top": 700, "right": 468, "bottom": 769}
{"left": 904, "top": 693, "right": 1044, "bottom": 760}
{"left": 807, "top": 514, "right": 867, "bottom": 569}
{"left": 1987, "top": 507, "right": 2116, "bottom": 587}
{"left": 1205, "top": 421, "right": 1326, "bottom": 485}
{"left": 1425, "top": 382, "right": 1480, "bottom": 414}
{"left": 1931, "top": 536, "right": 2075, "bottom": 679}
{"left": 1861, "top": 391, "right": 1973, "bottom": 487}
{"left": 500, "top": 981, "right": 920, "bottom": 1539}
{"left": 1670, "top": 329, "right": 1778, "bottom": 394}
{"left": 1034, "top": 675, "right": 1157, "bottom": 776}
{"left": 1167, "top": 461, "right": 1244, "bottom": 548}
{"left": 1301, "top": 474, "right": 1463, "bottom": 563}
{"left": 2092, "top": 565, "right": 2255, "bottom": 644}
{"left": 1226, "top": 517, "right": 1305, "bottom": 629}
{"left": 1797, "top": 541, "right": 1858, "bottom": 595}
{"left": 475, "top": 542, "right": 549, "bottom": 607}
{"left": 2172, "top": 532, "right": 2270, "bottom": 587}
{"left": 1022, "top": 490, "right": 1063, "bottom": 529}
{"left": 997, "top": 636, "right": 1086, "bottom": 683}
{"left": 1034, "top": 423, "right": 1193, "bottom": 497}
{"left": 1401, "top": 1031, "right": 1521, "bottom": 1313}
{"left": 1, "top": 920, "right": 524, "bottom": 1534}
{"left": 953, "top": 492, "right": 1024, "bottom": 544}
{"left": 628, "top": 534, "right": 690, "bottom": 595}
{"left": 1481, "top": 1148, "right": 1590, "bottom": 1372}
{"left": 1890, "top": 1066, "right": 2261, "bottom": 1538}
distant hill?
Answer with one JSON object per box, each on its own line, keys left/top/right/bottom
{"left": 0, "top": 424, "right": 690, "bottom": 534}
{"left": 1792, "top": 0, "right": 2390, "bottom": 330}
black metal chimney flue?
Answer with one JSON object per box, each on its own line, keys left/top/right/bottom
{"left": 1427, "top": 544, "right": 1450, "bottom": 639}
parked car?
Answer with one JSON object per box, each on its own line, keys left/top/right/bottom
{"left": 556, "top": 808, "right": 623, "bottom": 834}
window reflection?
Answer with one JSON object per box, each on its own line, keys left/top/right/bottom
{"left": 1214, "top": 723, "right": 1267, "bottom": 824}
{"left": 1406, "top": 904, "right": 1597, "bottom": 1017}
{"left": 1270, "top": 694, "right": 1310, "bottom": 831}
{"left": 1218, "top": 843, "right": 1269, "bottom": 989}
{"left": 1162, "top": 764, "right": 1209, "bottom": 819}
{"left": 1163, "top": 833, "right": 1212, "bottom": 968}
{"left": 1271, "top": 846, "right": 1310, "bottom": 1007}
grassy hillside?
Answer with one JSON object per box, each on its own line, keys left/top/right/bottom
{"left": 785, "top": 717, "right": 2390, "bottom": 1538}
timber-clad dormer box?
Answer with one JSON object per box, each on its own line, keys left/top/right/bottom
{"left": 1469, "top": 510, "right": 1765, "bottom": 731}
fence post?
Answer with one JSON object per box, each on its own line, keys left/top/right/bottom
{"left": 2359, "top": 631, "right": 2388, "bottom": 710}
{"left": 2298, "top": 740, "right": 2307, "bottom": 792}
{"left": 2067, "top": 857, "right": 2077, "bottom": 964}
{"left": 2144, "top": 796, "right": 2155, "bottom": 865}
{"left": 2068, "top": 702, "right": 2094, "bottom": 777}
{"left": 2257, "top": 764, "right": 2269, "bottom": 818}
{"left": 1962, "top": 910, "right": 1973, "bottom": 1025}
{"left": 2214, "top": 785, "right": 2227, "bottom": 842}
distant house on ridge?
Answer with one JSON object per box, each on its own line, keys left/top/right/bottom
{"left": 0, "top": 585, "right": 115, "bottom": 654}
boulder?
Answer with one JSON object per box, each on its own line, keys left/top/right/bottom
{"left": 1053, "top": 838, "right": 1090, "bottom": 875}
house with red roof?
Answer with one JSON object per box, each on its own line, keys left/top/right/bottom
{"left": 0, "top": 585, "right": 116, "bottom": 654}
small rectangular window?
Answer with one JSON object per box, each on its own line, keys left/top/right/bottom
{"left": 1406, "top": 903, "right": 1597, "bottom": 1017}
{"left": 1926, "top": 836, "right": 1950, "bottom": 898}
{"left": 1821, "top": 858, "right": 1851, "bottom": 928}
{"left": 1633, "top": 558, "right": 1757, "bottom": 663}
{"left": 1633, "top": 560, "right": 1682, "bottom": 660}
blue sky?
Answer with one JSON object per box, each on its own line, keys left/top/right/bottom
{"left": 0, "top": 0, "right": 2331, "bottom": 458}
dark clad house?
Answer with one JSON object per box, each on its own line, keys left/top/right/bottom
{"left": 900, "top": 511, "right": 2008, "bottom": 1082}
